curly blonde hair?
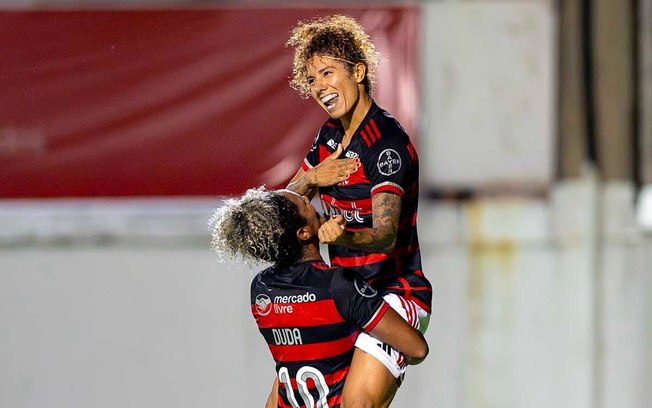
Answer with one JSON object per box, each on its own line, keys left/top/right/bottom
{"left": 286, "top": 14, "right": 380, "bottom": 98}
{"left": 209, "top": 187, "right": 306, "bottom": 266}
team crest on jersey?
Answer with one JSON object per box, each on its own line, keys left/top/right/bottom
{"left": 354, "top": 275, "right": 378, "bottom": 298}
{"left": 255, "top": 294, "right": 272, "bottom": 316}
{"left": 377, "top": 149, "right": 402, "bottom": 176}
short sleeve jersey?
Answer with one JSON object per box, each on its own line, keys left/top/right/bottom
{"left": 301, "top": 102, "right": 432, "bottom": 313}
{"left": 251, "top": 260, "right": 389, "bottom": 408}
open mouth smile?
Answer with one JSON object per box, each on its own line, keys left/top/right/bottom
{"left": 320, "top": 93, "right": 339, "bottom": 110}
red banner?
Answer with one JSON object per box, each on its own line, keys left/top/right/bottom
{"left": 0, "top": 8, "right": 420, "bottom": 197}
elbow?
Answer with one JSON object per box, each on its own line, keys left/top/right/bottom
{"left": 410, "top": 340, "right": 430, "bottom": 361}
{"left": 416, "top": 341, "right": 429, "bottom": 361}
{"left": 379, "top": 235, "right": 397, "bottom": 255}
{"left": 406, "top": 337, "right": 429, "bottom": 365}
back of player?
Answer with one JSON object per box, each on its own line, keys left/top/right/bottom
{"left": 251, "top": 260, "right": 388, "bottom": 408}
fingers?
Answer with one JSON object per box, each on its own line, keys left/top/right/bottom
{"left": 312, "top": 155, "right": 361, "bottom": 187}
{"left": 318, "top": 215, "right": 346, "bottom": 244}
{"left": 330, "top": 214, "right": 345, "bottom": 225}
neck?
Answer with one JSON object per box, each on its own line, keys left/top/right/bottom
{"left": 299, "top": 242, "right": 323, "bottom": 263}
{"left": 340, "top": 92, "right": 372, "bottom": 145}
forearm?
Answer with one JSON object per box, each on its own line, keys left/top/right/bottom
{"left": 320, "top": 192, "right": 401, "bottom": 253}
{"left": 265, "top": 377, "right": 279, "bottom": 408}
{"left": 336, "top": 226, "right": 396, "bottom": 254}
{"left": 286, "top": 169, "right": 317, "bottom": 198}
{"left": 370, "top": 307, "right": 429, "bottom": 363}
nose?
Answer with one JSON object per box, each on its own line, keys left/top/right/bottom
{"left": 312, "top": 76, "right": 327, "bottom": 93}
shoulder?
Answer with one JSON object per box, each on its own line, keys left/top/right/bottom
{"left": 250, "top": 267, "right": 274, "bottom": 294}
{"left": 357, "top": 106, "right": 409, "bottom": 158}
{"left": 362, "top": 106, "right": 417, "bottom": 164}
{"left": 371, "top": 105, "right": 409, "bottom": 140}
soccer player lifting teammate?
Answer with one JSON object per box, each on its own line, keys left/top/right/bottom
{"left": 210, "top": 188, "right": 428, "bottom": 408}
{"left": 285, "top": 15, "right": 433, "bottom": 407}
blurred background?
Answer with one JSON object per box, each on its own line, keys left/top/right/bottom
{"left": 1, "top": 0, "right": 651, "bottom": 407}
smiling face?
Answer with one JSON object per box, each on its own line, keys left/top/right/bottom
{"left": 306, "top": 55, "right": 366, "bottom": 121}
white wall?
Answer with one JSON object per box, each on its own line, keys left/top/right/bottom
{"left": 2, "top": 180, "right": 651, "bottom": 408}
{"left": 420, "top": 1, "right": 557, "bottom": 191}
{"left": 0, "top": 247, "right": 274, "bottom": 408}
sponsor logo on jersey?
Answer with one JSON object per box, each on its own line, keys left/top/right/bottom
{"left": 255, "top": 294, "right": 272, "bottom": 316}
{"left": 269, "top": 292, "right": 317, "bottom": 314}
{"left": 272, "top": 328, "right": 303, "bottom": 345}
{"left": 274, "top": 303, "right": 294, "bottom": 314}
{"left": 345, "top": 150, "right": 359, "bottom": 159}
{"left": 327, "top": 139, "right": 337, "bottom": 149}
{"left": 321, "top": 199, "right": 364, "bottom": 224}
{"left": 274, "top": 292, "right": 316, "bottom": 304}
{"left": 354, "top": 275, "right": 378, "bottom": 298}
{"left": 377, "top": 342, "right": 394, "bottom": 356}
{"left": 377, "top": 149, "right": 401, "bottom": 176}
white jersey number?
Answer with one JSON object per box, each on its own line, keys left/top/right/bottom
{"left": 278, "top": 366, "right": 330, "bottom": 408}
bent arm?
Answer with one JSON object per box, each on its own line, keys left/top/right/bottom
{"left": 286, "top": 144, "right": 359, "bottom": 199}
{"left": 370, "top": 308, "right": 429, "bottom": 365}
{"left": 319, "top": 192, "right": 401, "bottom": 254}
{"left": 286, "top": 167, "right": 318, "bottom": 199}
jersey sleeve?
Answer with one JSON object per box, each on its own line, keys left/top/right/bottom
{"left": 330, "top": 268, "right": 390, "bottom": 332}
{"left": 364, "top": 133, "right": 415, "bottom": 198}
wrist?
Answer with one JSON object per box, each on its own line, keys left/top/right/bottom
{"left": 308, "top": 168, "right": 317, "bottom": 187}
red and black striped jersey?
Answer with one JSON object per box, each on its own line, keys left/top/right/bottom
{"left": 251, "top": 260, "right": 389, "bottom": 408}
{"left": 301, "top": 102, "right": 432, "bottom": 313}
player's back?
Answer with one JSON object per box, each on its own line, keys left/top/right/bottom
{"left": 250, "top": 260, "right": 359, "bottom": 408}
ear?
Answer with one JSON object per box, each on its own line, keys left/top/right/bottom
{"left": 354, "top": 63, "right": 366, "bottom": 83}
{"left": 296, "top": 226, "right": 312, "bottom": 242}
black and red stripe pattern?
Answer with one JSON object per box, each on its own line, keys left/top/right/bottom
{"left": 360, "top": 118, "right": 382, "bottom": 147}
{"left": 302, "top": 102, "right": 432, "bottom": 313}
{"left": 251, "top": 261, "right": 388, "bottom": 407}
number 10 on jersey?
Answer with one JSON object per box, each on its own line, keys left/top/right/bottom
{"left": 278, "top": 366, "right": 330, "bottom": 408}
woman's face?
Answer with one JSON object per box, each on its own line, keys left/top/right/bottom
{"left": 280, "top": 190, "right": 323, "bottom": 235}
{"left": 306, "top": 55, "right": 363, "bottom": 120}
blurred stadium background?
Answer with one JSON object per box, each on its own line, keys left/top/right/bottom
{"left": 1, "top": 0, "right": 651, "bottom": 407}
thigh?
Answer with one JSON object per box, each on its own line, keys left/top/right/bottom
{"left": 342, "top": 348, "right": 397, "bottom": 408}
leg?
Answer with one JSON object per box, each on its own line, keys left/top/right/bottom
{"left": 342, "top": 294, "right": 430, "bottom": 407}
{"left": 341, "top": 348, "right": 397, "bottom": 408}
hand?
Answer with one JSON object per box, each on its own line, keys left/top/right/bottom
{"left": 309, "top": 144, "right": 360, "bottom": 187}
{"left": 318, "top": 214, "right": 346, "bottom": 244}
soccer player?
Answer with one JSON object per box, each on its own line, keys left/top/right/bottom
{"left": 210, "top": 187, "right": 428, "bottom": 408}
{"left": 285, "top": 15, "right": 433, "bottom": 407}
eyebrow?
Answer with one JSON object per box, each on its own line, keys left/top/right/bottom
{"left": 307, "top": 65, "right": 334, "bottom": 78}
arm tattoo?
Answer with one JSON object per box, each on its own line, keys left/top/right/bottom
{"left": 286, "top": 169, "right": 317, "bottom": 199}
{"left": 341, "top": 192, "right": 401, "bottom": 253}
